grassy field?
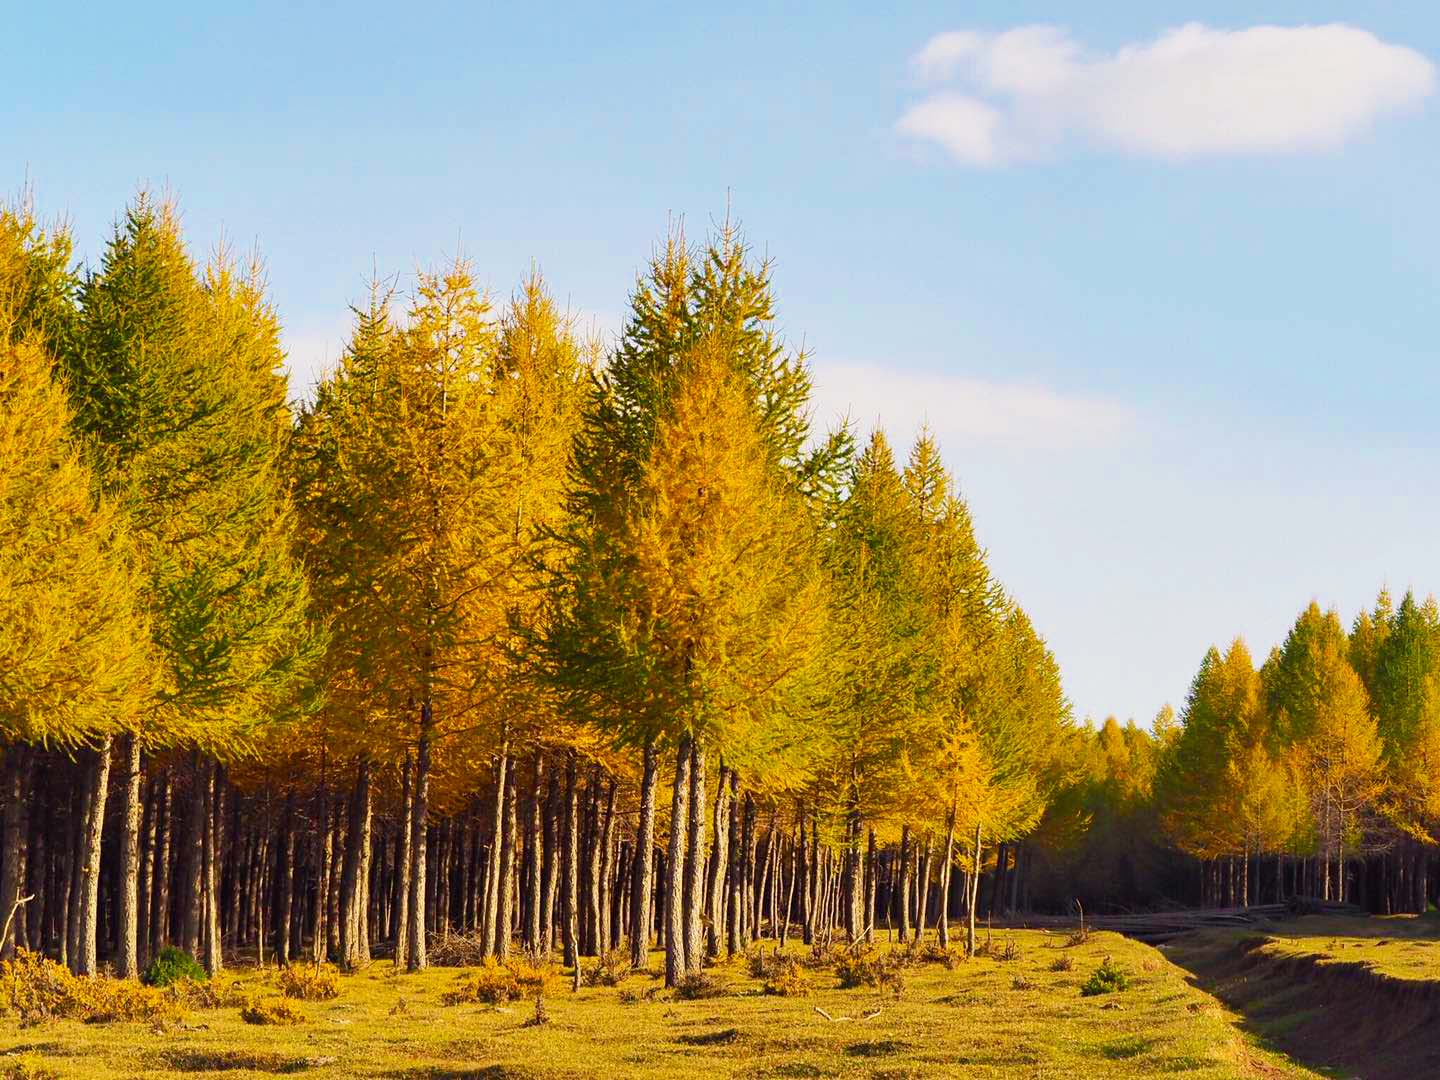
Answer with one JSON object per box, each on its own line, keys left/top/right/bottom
{"left": 0, "top": 930, "right": 1319, "bottom": 1080}
{"left": 1256, "top": 912, "right": 1440, "bottom": 980}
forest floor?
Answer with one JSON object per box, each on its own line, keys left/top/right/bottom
{"left": 0, "top": 929, "right": 1318, "bottom": 1079}
{"left": 1167, "top": 912, "right": 1440, "bottom": 1080}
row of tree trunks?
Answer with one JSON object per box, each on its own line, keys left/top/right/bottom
{"left": 10, "top": 737, "right": 1431, "bottom": 979}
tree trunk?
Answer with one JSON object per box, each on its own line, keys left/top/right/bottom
{"left": 938, "top": 811, "right": 955, "bottom": 949}
{"left": 630, "top": 739, "right": 658, "bottom": 970}
{"left": 202, "top": 763, "right": 223, "bottom": 975}
{"left": 483, "top": 746, "right": 509, "bottom": 956}
{"left": 596, "top": 779, "right": 615, "bottom": 955}
{"left": 898, "top": 826, "right": 912, "bottom": 943}
{"left": 497, "top": 763, "right": 518, "bottom": 959}
{"left": 393, "top": 755, "right": 412, "bottom": 962}
{"left": 340, "top": 759, "right": 372, "bottom": 969}
{"left": 0, "top": 748, "right": 29, "bottom": 960}
{"left": 526, "top": 752, "right": 544, "bottom": 952}
{"left": 76, "top": 737, "right": 112, "bottom": 976}
{"left": 683, "top": 738, "right": 706, "bottom": 974}
{"left": 407, "top": 720, "right": 431, "bottom": 972}
{"left": 664, "top": 735, "right": 691, "bottom": 987}
{"left": 561, "top": 751, "right": 580, "bottom": 969}
{"left": 966, "top": 822, "right": 982, "bottom": 958}
{"left": 705, "top": 764, "right": 732, "bottom": 958}
{"left": 541, "top": 769, "right": 559, "bottom": 956}
{"left": 149, "top": 771, "right": 171, "bottom": 958}
{"left": 114, "top": 736, "right": 142, "bottom": 977}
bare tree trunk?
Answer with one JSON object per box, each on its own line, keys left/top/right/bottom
{"left": 596, "top": 778, "right": 615, "bottom": 955}
{"left": 202, "top": 763, "right": 223, "bottom": 975}
{"left": 340, "top": 759, "right": 372, "bottom": 969}
{"left": 630, "top": 739, "right": 658, "bottom": 970}
{"left": 526, "top": 752, "right": 543, "bottom": 952}
{"left": 938, "top": 811, "right": 955, "bottom": 949}
{"left": 393, "top": 756, "right": 412, "bottom": 962}
{"left": 407, "top": 720, "right": 432, "bottom": 972}
{"left": 561, "top": 751, "right": 580, "bottom": 970}
{"left": 114, "top": 736, "right": 142, "bottom": 977}
{"left": 966, "top": 822, "right": 982, "bottom": 958}
{"left": 898, "top": 826, "right": 912, "bottom": 943}
{"left": 541, "top": 769, "right": 559, "bottom": 956}
{"left": 705, "top": 764, "right": 731, "bottom": 958}
{"left": 497, "top": 763, "right": 517, "bottom": 959}
{"left": 181, "top": 757, "right": 204, "bottom": 957}
{"left": 77, "top": 738, "right": 112, "bottom": 976}
{"left": 664, "top": 735, "right": 691, "bottom": 987}
{"left": 683, "top": 738, "right": 706, "bottom": 974}
{"left": 276, "top": 790, "right": 296, "bottom": 967}
{"left": 312, "top": 783, "right": 331, "bottom": 963}
{"left": 0, "top": 748, "right": 29, "bottom": 960}
{"left": 483, "top": 746, "right": 509, "bottom": 956}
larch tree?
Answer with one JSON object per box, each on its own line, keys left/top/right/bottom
{"left": 61, "top": 197, "right": 317, "bottom": 975}
{"left": 0, "top": 335, "right": 152, "bottom": 963}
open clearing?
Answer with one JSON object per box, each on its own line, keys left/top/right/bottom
{"left": 0, "top": 930, "right": 1317, "bottom": 1079}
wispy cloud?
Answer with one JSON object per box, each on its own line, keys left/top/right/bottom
{"left": 898, "top": 23, "right": 1435, "bottom": 166}
{"left": 809, "top": 361, "right": 1137, "bottom": 451}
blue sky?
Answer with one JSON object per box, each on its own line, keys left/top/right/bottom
{"left": 7, "top": 3, "right": 1440, "bottom": 726}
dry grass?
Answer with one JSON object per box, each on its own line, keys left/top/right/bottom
{"left": 0, "top": 931, "right": 1320, "bottom": 1078}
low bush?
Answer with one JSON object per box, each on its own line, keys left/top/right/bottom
{"left": 141, "top": 946, "right": 207, "bottom": 988}
{"left": 0, "top": 950, "right": 185, "bottom": 1027}
{"left": 674, "top": 971, "right": 727, "bottom": 1000}
{"left": 279, "top": 963, "right": 340, "bottom": 1001}
{"left": 761, "top": 956, "right": 812, "bottom": 998}
{"left": 240, "top": 995, "right": 305, "bottom": 1025}
{"left": 1079, "top": 956, "right": 1129, "bottom": 997}
{"left": 1049, "top": 955, "right": 1074, "bottom": 973}
{"left": 442, "top": 956, "right": 554, "bottom": 1006}
{"left": 582, "top": 947, "right": 631, "bottom": 988}
{"left": 835, "top": 947, "right": 905, "bottom": 998}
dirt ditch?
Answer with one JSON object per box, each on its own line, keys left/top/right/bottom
{"left": 1166, "top": 932, "right": 1440, "bottom": 1080}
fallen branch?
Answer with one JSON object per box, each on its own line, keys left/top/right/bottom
{"left": 0, "top": 894, "right": 33, "bottom": 957}
{"left": 814, "top": 1006, "right": 883, "bottom": 1022}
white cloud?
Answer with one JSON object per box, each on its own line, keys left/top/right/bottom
{"left": 898, "top": 23, "right": 1435, "bottom": 166}
{"left": 809, "top": 361, "right": 1137, "bottom": 451}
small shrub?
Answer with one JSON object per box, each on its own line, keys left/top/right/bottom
{"left": 240, "top": 996, "right": 305, "bottom": 1025}
{"left": 1011, "top": 975, "right": 1036, "bottom": 991}
{"left": 1079, "top": 956, "right": 1129, "bottom": 997}
{"left": 915, "top": 941, "right": 961, "bottom": 969}
{"left": 442, "top": 955, "right": 554, "bottom": 1007}
{"left": 443, "top": 962, "right": 522, "bottom": 1006}
{"left": 279, "top": 963, "right": 340, "bottom": 1001}
{"left": 583, "top": 947, "right": 631, "bottom": 988}
{"left": 1065, "top": 924, "right": 1091, "bottom": 948}
{"left": 141, "top": 946, "right": 207, "bottom": 988}
{"left": 763, "top": 961, "right": 813, "bottom": 998}
{"left": 1049, "top": 955, "right": 1074, "bottom": 973}
{"left": 1, "top": 1054, "right": 59, "bottom": 1080}
{"left": 835, "top": 947, "right": 905, "bottom": 998}
{"left": 674, "top": 971, "right": 728, "bottom": 1000}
